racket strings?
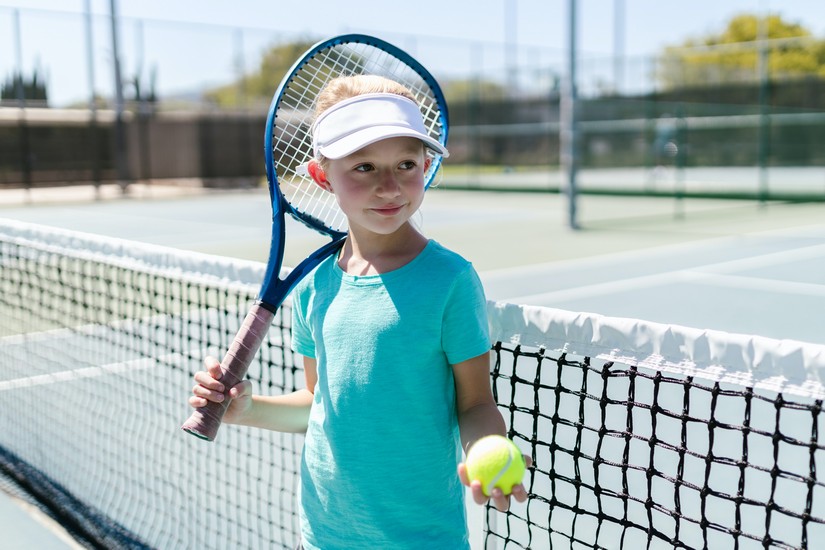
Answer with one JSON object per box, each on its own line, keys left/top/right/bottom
{"left": 272, "top": 41, "right": 447, "bottom": 235}
{"left": 275, "top": 49, "right": 355, "bottom": 232}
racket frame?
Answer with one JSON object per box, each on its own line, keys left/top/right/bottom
{"left": 259, "top": 33, "right": 448, "bottom": 307}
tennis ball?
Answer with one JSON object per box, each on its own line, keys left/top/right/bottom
{"left": 465, "top": 435, "right": 526, "bottom": 497}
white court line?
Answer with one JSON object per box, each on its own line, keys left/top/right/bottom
{"left": 695, "top": 242, "right": 825, "bottom": 274}
{"left": 684, "top": 271, "right": 825, "bottom": 297}
{"left": 506, "top": 243, "right": 825, "bottom": 304}
{"left": 0, "top": 310, "right": 184, "bottom": 347}
{"left": 0, "top": 323, "right": 113, "bottom": 347}
{"left": 507, "top": 271, "right": 685, "bottom": 304}
{"left": 0, "top": 352, "right": 184, "bottom": 391}
{"left": 482, "top": 222, "right": 825, "bottom": 281}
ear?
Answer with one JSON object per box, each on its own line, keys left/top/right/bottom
{"left": 307, "top": 159, "right": 332, "bottom": 191}
{"left": 423, "top": 157, "right": 433, "bottom": 172}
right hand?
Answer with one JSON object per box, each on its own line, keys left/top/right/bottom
{"left": 458, "top": 455, "right": 532, "bottom": 512}
{"left": 189, "top": 356, "right": 253, "bottom": 424}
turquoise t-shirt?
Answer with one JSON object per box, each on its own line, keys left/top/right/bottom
{"left": 290, "top": 240, "right": 490, "bottom": 550}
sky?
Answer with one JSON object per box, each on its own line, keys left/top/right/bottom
{"left": 2, "top": 0, "right": 825, "bottom": 106}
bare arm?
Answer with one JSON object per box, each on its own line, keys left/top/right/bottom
{"left": 241, "top": 355, "right": 317, "bottom": 432}
{"left": 190, "top": 355, "right": 318, "bottom": 433}
{"left": 453, "top": 351, "right": 530, "bottom": 510}
{"left": 240, "top": 390, "right": 314, "bottom": 433}
{"left": 452, "top": 351, "right": 506, "bottom": 451}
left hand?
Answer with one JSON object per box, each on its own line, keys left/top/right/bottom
{"left": 457, "top": 455, "right": 532, "bottom": 511}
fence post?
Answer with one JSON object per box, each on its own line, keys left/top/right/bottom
{"left": 757, "top": 11, "right": 770, "bottom": 204}
{"left": 12, "top": 9, "right": 33, "bottom": 197}
{"left": 109, "top": 0, "right": 129, "bottom": 192}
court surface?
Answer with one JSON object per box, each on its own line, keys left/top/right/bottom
{"left": 1, "top": 182, "right": 823, "bottom": 345}
{"left": 1, "top": 182, "right": 824, "bottom": 548}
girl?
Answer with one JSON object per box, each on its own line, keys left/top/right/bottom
{"left": 190, "top": 75, "right": 529, "bottom": 549}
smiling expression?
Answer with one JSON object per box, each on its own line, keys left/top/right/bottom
{"left": 317, "top": 137, "right": 432, "bottom": 239}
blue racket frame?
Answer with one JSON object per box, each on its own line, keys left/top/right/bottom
{"left": 258, "top": 33, "right": 449, "bottom": 310}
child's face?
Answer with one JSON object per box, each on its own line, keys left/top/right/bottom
{"left": 323, "top": 137, "right": 431, "bottom": 237}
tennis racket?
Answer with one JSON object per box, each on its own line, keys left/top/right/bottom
{"left": 181, "top": 34, "right": 449, "bottom": 441}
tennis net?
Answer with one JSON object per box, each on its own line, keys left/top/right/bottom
{"left": 1, "top": 218, "right": 824, "bottom": 549}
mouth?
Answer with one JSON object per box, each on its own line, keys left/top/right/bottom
{"left": 372, "top": 205, "right": 404, "bottom": 216}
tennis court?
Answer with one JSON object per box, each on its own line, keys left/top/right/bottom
{"left": 1, "top": 183, "right": 823, "bottom": 344}
{"left": 5, "top": 0, "right": 825, "bottom": 546}
{"left": 1, "top": 184, "right": 824, "bottom": 548}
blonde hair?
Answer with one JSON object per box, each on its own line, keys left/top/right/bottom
{"left": 314, "top": 75, "right": 417, "bottom": 120}
{"left": 312, "top": 76, "right": 429, "bottom": 168}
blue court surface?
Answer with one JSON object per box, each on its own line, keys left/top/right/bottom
{"left": 1, "top": 183, "right": 822, "bottom": 344}
{"left": 1, "top": 183, "right": 823, "bottom": 547}
{"left": 0, "top": 490, "right": 82, "bottom": 549}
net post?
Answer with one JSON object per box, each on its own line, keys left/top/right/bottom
{"left": 560, "top": 0, "right": 579, "bottom": 230}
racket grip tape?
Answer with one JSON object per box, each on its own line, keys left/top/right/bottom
{"left": 181, "top": 304, "right": 275, "bottom": 441}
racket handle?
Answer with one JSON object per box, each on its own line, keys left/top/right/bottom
{"left": 181, "top": 304, "right": 275, "bottom": 441}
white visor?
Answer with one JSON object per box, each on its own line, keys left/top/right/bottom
{"left": 311, "top": 93, "right": 449, "bottom": 160}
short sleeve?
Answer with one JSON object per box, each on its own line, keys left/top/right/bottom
{"left": 441, "top": 264, "right": 490, "bottom": 365}
{"left": 290, "top": 285, "right": 316, "bottom": 359}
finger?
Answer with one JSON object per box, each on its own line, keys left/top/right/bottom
{"left": 188, "top": 395, "right": 208, "bottom": 408}
{"left": 227, "top": 380, "right": 252, "bottom": 400}
{"left": 511, "top": 483, "right": 529, "bottom": 503}
{"left": 470, "top": 481, "right": 488, "bottom": 506}
{"left": 457, "top": 463, "right": 470, "bottom": 486}
{"left": 204, "top": 356, "right": 223, "bottom": 379}
{"left": 523, "top": 455, "right": 533, "bottom": 469}
{"left": 490, "top": 487, "right": 510, "bottom": 512}
{"left": 192, "top": 383, "right": 225, "bottom": 403}
{"left": 193, "top": 370, "right": 224, "bottom": 392}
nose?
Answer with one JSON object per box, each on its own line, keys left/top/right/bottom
{"left": 375, "top": 170, "right": 401, "bottom": 197}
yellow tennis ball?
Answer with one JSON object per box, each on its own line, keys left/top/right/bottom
{"left": 465, "top": 435, "right": 526, "bottom": 497}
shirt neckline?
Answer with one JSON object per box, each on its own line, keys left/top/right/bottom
{"left": 332, "top": 239, "right": 436, "bottom": 285}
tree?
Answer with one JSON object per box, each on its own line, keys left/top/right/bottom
{"left": 206, "top": 38, "right": 507, "bottom": 109}
{"left": 657, "top": 13, "right": 825, "bottom": 89}
{"left": 442, "top": 79, "right": 508, "bottom": 105}
{"left": 0, "top": 67, "right": 48, "bottom": 105}
{"left": 205, "top": 39, "right": 318, "bottom": 107}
